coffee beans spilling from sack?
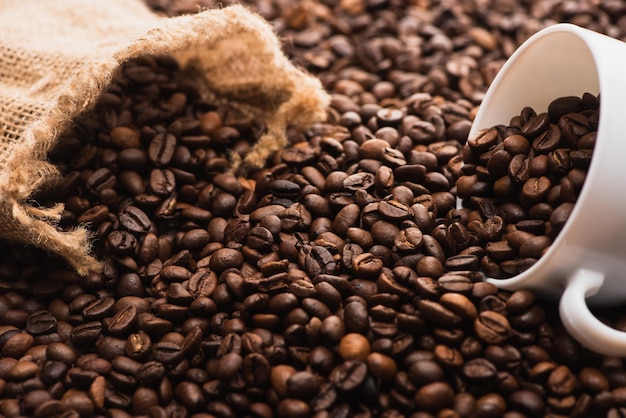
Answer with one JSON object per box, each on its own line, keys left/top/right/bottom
{"left": 456, "top": 94, "right": 598, "bottom": 278}
{"left": 0, "top": 0, "right": 625, "bottom": 418}
{"left": 0, "top": 0, "right": 328, "bottom": 274}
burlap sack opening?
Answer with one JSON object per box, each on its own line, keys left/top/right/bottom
{"left": 0, "top": 0, "right": 329, "bottom": 275}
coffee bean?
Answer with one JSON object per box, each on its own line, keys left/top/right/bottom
{"left": 550, "top": 202, "right": 574, "bottom": 232}
{"left": 82, "top": 296, "right": 115, "bottom": 320}
{"left": 508, "top": 389, "right": 545, "bottom": 416}
{"left": 119, "top": 205, "right": 152, "bottom": 233}
{"left": 418, "top": 299, "right": 462, "bottom": 328}
{"left": 25, "top": 311, "right": 57, "bottom": 335}
{"left": 408, "top": 360, "right": 444, "bottom": 386}
{"left": 276, "top": 399, "right": 310, "bottom": 418}
{"left": 519, "top": 235, "right": 551, "bottom": 259}
{"left": 547, "top": 365, "right": 578, "bottom": 396}
{"left": 149, "top": 133, "right": 177, "bottom": 166}
{"left": 475, "top": 311, "right": 511, "bottom": 344}
{"left": 342, "top": 299, "right": 368, "bottom": 335}
{"left": 286, "top": 371, "right": 320, "bottom": 400}
{"left": 438, "top": 274, "right": 473, "bottom": 294}
{"left": 338, "top": 333, "right": 370, "bottom": 361}
{"left": 394, "top": 227, "right": 423, "bottom": 252}
{"left": 502, "top": 134, "right": 530, "bottom": 155}
{"left": 468, "top": 128, "right": 498, "bottom": 152}
{"left": 474, "top": 393, "right": 506, "bottom": 417}
{"left": 508, "top": 154, "right": 530, "bottom": 184}
{"left": 415, "top": 381, "right": 455, "bottom": 412}
{"left": 439, "top": 293, "right": 477, "bottom": 320}
{"left": 271, "top": 364, "right": 296, "bottom": 398}
{"left": 521, "top": 176, "right": 551, "bottom": 202}
{"left": 105, "top": 305, "right": 137, "bottom": 337}
{"left": 520, "top": 112, "right": 549, "bottom": 138}
{"left": 579, "top": 367, "right": 609, "bottom": 393}
{"left": 343, "top": 172, "right": 375, "bottom": 191}
{"left": 548, "top": 96, "right": 584, "bottom": 123}
{"left": 174, "top": 381, "right": 205, "bottom": 412}
{"left": 352, "top": 252, "right": 383, "bottom": 279}
{"left": 71, "top": 322, "right": 102, "bottom": 345}
{"left": 332, "top": 204, "right": 360, "bottom": 237}
{"left": 209, "top": 248, "right": 244, "bottom": 273}
{"left": 330, "top": 361, "right": 367, "bottom": 392}
{"left": 462, "top": 357, "right": 497, "bottom": 381}
{"left": 149, "top": 168, "right": 176, "bottom": 197}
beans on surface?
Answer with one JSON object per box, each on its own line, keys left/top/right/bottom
{"left": 2, "top": 1, "right": 623, "bottom": 418}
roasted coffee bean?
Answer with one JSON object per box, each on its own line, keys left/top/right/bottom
{"left": 532, "top": 124, "right": 562, "bottom": 153}
{"left": 150, "top": 168, "right": 176, "bottom": 197}
{"left": 475, "top": 311, "right": 511, "bottom": 344}
{"left": 343, "top": 172, "right": 375, "bottom": 190}
{"left": 408, "top": 360, "right": 444, "bottom": 386}
{"left": 439, "top": 292, "right": 477, "bottom": 320}
{"left": 71, "top": 322, "right": 102, "bottom": 345}
{"left": 579, "top": 367, "right": 609, "bottom": 393}
{"left": 438, "top": 274, "right": 473, "bottom": 294}
{"left": 25, "top": 311, "right": 57, "bottom": 335}
{"left": 550, "top": 202, "right": 575, "bottom": 232}
{"left": 414, "top": 381, "right": 455, "bottom": 413}
{"left": 352, "top": 252, "right": 383, "bottom": 279}
{"left": 333, "top": 204, "right": 360, "bottom": 237}
{"left": 487, "top": 149, "right": 512, "bottom": 178}
{"left": 276, "top": 399, "right": 310, "bottom": 418}
{"left": 149, "top": 133, "right": 177, "bottom": 166}
{"left": 338, "top": 333, "right": 370, "bottom": 362}
{"left": 86, "top": 168, "right": 117, "bottom": 194}
{"left": 394, "top": 227, "right": 423, "bottom": 252}
{"left": 330, "top": 361, "right": 367, "bottom": 392}
{"left": 286, "top": 370, "right": 320, "bottom": 400}
{"left": 418, "top": 299, "right": 462, "bottom": 328}
{"left": 462, "top": 357, "right": 497, "bottom": 381}
{"left": 106, "top": 305, "right": 137, "bottom": 337}
{"left": 503, "top": 134, "right": 530, "bottom": 155}
{"left": 521, "top": 113, "right": 550, "bottom": 139}
{"left": 378, "top": 199, "right": 412, "bottom": 221}
{"left": 119, "top": 205, "right": 152, "bottom": 233}
{"left": 468, "top": 128, "right": 498, "bottom": 152}
{"left": 209, "top": 248, "right": 244, "bottom": 273}
{"left": 174, "top": 381, "right": 205, "bottom": 412}
{"left": 82, "top": 296, "right": 115, "bottom": 320}
{"left": 547, "top": 365, "right": 578, "bottom": 396}
{"left": 270, "top": 364, "right": 296, "bottom": 398}
{"left": 508, "top": 154, "right": 530, "bottom": 184}
{"left": 521, "top": 176, "right": 552, "bottom": 203}
{"left": 549, "top": 96, "right": 584, "bottom": 123}
{"left": 343, "top": 300, "right": 369, "bottom": 335}
{"left": 508, "top": 389, "right": 545, "bottom": 416}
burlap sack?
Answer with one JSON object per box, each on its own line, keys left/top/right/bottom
{"left": 0, "top": 0, "right": 329, "bottom": 275}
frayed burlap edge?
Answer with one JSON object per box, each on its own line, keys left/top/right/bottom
{"left": 1, "top": 4, "right": 329, "bottom": 275}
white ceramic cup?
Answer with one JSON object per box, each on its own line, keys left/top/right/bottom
{"left": 468, "top": 23, "right": 626, "bottom": 356}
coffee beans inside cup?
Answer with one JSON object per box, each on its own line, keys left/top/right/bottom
{"left": 456, "top": 93, "right": 598, "bottom": 278}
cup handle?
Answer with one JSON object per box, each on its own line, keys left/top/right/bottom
{"left": 560, "top": 268, "right": 626, "bottom": 356}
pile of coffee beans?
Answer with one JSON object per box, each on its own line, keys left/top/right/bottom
{"left": 456, "top": 94, "right": 598, "bottom": 278}
{"left": 1, "top": 1, "right": 626, "bottom": 418}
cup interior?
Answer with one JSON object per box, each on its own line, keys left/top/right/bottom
{"left": 471, "top": 28, "right": 599, "bottom": 138}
